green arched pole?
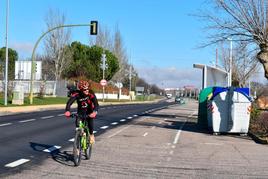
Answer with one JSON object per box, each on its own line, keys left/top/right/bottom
{"left": 29, "top": 23, "right": 96, "bottom": 104}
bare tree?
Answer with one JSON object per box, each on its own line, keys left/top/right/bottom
{"left": 111, "top": 26, "right": 129, "bottom": 84}
{"left": 219, "top": 42, "right": 259, "bottom": 87}
{"left": 89, "top": 24, "right": 131, "bottom": 87}
{"left": 90, "top": 25, "right": 113, "bottom": 50}
{"left": 43, "top": 8, "right": 72, "bottom": 95}
{"left": 200, "top": 0, "right": 268, "bottom": 80}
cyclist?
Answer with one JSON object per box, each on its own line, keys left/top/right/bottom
{"left": 64, "top": 80, "right": 99, "bottom": 144}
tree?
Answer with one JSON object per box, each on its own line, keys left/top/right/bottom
{"left": 43, "top": 8, "right": 72, "bottom": 95}
{"left": 63, "top": 42, "right": 119, "bottom": 81}
{"left": 0, "top": 47, "right": 18, "bottom": 80}
{"left": 111, "top": 27, "right": 129, "bottom": 84}
{"left": 219, "top": 42, "right": 259, "bottom": 87}
{"left": 199, "top": 0, "right": 268, "bottom": 80}
{"left": 90, "top": 25, "right": 131, "bottom": 86}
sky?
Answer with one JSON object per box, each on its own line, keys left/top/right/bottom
{"left": 0, "top": 0, "right": 266, "bottom": 89}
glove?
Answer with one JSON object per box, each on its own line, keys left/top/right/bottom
{"left": 89, "top": 111, "right": 97, "bottom": 118}
{"left": 65, "top": 111, "right": 71, "bottom": 118}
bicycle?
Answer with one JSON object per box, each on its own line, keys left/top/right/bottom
{"left": 71, "top": 113, "right": 92, "bottom": 166}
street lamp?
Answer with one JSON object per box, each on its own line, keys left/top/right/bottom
{"left": 4, "top": 0, "right": 9, "bottom": 106}
{"left": 227, "top": 37, "right": 233, "bottom": 87}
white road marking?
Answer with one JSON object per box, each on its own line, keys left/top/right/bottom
{"left": 120, "top": 119, "right": 126, "bottom": 122}
{"left": 19, "top": 119, "right": 36, "bottom": 123}
{"left": 69, "top": 138, "right": 74, "bottom": 142}
{"left": 111, "top": 122, "right": 118, "bottom": 125}
{"left": 57, "top": 114, "right": 65, "bottom": 116}
{"left": 43, "top": 146, "right": 61, "bottom": 153}
{"left": 41, "top": 116, "right": 54, "bottom": 119}
{"left": 5, "top": 159, "right": 30, "bottom": 168}
{"left": 133, "top": 115, "right": 138, "bottom": 117}
{"left": 108, "top": 117, "right": 148, "bottom": 138}
{"left": 127, "top": 117, "right": 132, "bottom": 119}
{"left": 100, "top": 126, "right": 109, "bottom": 129}
{"left": 108, "top": 126, "right": 130, "bottom": 138}
{"left": 143, "top": 132, "right": 148, "bottom": 137}
{"left": 173, "top": 121, "right": 186, "bottom": 144}
{"left": 0, "top": 123, "right": 12, "bottom": 127}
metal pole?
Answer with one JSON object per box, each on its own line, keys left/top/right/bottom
{"left": 102, "top": 53, "right": 106, "bottom": 102}
{"left": 228, "top": 38, "right": 233, "bottom": 87}
{"left": 4, "top": 0, "right": 9, "bottom": 106}
{"left": 129, "top": 66, "right": 132, "bottom": 100}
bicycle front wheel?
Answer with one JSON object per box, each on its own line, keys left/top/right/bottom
{"left": 85, "top": 133, "right": 92, "bottom": 160}
{"left": 73, "top": 130, "right": 82, "bottom": 166}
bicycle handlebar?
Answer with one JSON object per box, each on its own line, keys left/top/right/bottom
{"left": 70, "top": 113, "right": 88, "bottom": 119}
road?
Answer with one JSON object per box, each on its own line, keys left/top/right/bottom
{"left": 1, "top": 99, "right": 268, "bottom": 178}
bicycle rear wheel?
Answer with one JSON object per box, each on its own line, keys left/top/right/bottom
{"left": 73, "top": 130, "right": 82, "bottom": 166}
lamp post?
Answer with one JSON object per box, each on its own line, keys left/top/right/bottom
{"left": 4, "top": 0, "right": 9, "bottom": 106}
{"left": 227, "top": 38, "right": 233, "bottom": 87}
{"left": 29, "top": 22, "right": 98, "bottom": 104}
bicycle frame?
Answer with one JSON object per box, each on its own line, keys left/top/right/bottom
{"left": 71, "top": 113, "right": 92, "bottom": 166}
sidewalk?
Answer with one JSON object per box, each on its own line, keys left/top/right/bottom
{"left": 0, "top": 99, "right": 164, "bottom": 116}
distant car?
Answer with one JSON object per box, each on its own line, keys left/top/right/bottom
{"left": 180, "top": 98, "right": 185, "bottom": 104}
{"left": 166, "top": 94, "right": 172, "bottom": 99}
{"left": 175, "top": 96, "right": 185, "bottom": 104}
{"left": 175, "top": 96, "right": 181, "bottom": 102}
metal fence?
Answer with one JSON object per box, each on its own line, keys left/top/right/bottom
{"left": 0, "top": 80, "right": 68, "bottom": 97}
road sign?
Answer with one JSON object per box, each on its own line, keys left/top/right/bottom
{"left": 100, "top": 79, "right": 107, "bottom": 86}
{"left": 115, "top": 82, "right": 123, "bottom": 88}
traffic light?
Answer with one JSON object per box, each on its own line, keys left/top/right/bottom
{"left": 35, "top": 63, "right": 37, "bottom": 72}
{"left": 90, "top": 21, "right": 98, "bottom": 35}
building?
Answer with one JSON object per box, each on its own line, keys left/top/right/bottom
{"left": 15, "top": 60, "right": 42, "bottom": 80}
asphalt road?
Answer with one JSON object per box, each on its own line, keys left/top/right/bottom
{"left": 1, "top": 99, "right": 268, "bottom": 178}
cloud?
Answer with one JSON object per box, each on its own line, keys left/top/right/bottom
{"left": 10, "top": 42, "right": 33, "bottom": 57}
{"left": 136, "top": 66, "right": 202, "bottom": 88}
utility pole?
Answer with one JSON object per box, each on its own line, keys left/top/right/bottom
{"left": 227, "top": 38, "right": 233, "bottom": 87}
{"left": 4, "top": 0, "right": 9, "bottom": 106}
{"left": 101, "top": 53, "right": 107, "bottom": 102}
{"left": 129, "top": 66, "right": 132, "bottom": 100}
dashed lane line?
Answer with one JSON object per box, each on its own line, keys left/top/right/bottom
{"left": 5, "top": 159, "right": 30, "bottom": 168}
{"left": 120, "top": 119, "right": 126, "bottom": 122}
{"left": 100, "top": 126, "right": 109, "bottom": 129}
{"left": 19, "top": 119, "right": 36, "bottom": 123}
{"left": 143, "top": 132, "right": 148, "bottom": 137}
{"left": 111, "top": 122, "right": 118, "bottom": 125}
{"left": 69, "top": 138, "right": 74, "bottom": 142}
{"left": 43, "top": 145, "right": 61, "bottom": 153}
{"left": 0, "top": 123, "right": 12, "bottom": 127}
{"left": 173, "top": 120, "right": 186, "bottom": 144}
{"left": 41, "top": 116, "right": 54, "bottom": 119}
